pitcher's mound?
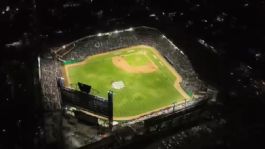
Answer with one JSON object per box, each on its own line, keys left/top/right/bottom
{"left": 112, "top": 81, "right": 125, "bottom": 90}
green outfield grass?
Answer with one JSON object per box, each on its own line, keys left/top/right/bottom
{"left": 63, "top": 45, "right": 186, "bottom": 119}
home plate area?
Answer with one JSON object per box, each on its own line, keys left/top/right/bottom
{"left": 112, "top": 81, "right": 125, "bottom": 90}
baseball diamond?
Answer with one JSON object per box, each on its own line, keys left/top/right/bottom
{"left": 62, "top": 45, "right": 191, "bottom": 120}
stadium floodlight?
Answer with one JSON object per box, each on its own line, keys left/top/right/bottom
{"left": 37, "top": 56, "right": 41, "bottom": 79}
{"left": 180, "top": 50, "right": 184, "bottom": 55}
{"left": 127, "top": 27, "right": 134, "bottom": 31}
{"left": 149, "top": 13, "right": 156, "bottom": 17}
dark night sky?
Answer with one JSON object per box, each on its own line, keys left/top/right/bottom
{"left": 0, "top": 0, "right": 265, "bottom": 149}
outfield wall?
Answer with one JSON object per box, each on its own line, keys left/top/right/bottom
{"left": 60, "top": 87, "right": 110, "bottom": 117}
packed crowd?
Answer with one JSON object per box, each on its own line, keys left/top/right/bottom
{"left": 39, "top": 56, "right": 62, "bottom": 111}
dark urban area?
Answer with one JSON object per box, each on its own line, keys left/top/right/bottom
{"left": 0, "top": 0, "right": 265, "bottom": 149}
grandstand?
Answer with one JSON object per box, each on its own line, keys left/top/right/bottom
{"left": 38, "top": 26, "right": 213, "bottom": 148}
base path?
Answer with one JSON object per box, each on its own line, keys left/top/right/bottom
{"left": 147, "top": 45, "right": 191, "bottom": 100}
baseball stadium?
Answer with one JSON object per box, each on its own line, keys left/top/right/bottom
{"left": 38, "top": 26, "right": 212, "bottom": 148}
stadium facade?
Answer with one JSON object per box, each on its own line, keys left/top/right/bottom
{"left": 37, "top": 26, "right": 214, "bottom": 148}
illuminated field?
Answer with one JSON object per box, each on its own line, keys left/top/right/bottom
{"left": 63, "top": 45, "right": 191, "bottom": 120}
